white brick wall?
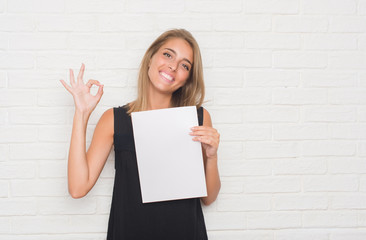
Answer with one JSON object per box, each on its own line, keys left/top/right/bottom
{"left": 1, "top": 0, "right": 366, "bottom": 239}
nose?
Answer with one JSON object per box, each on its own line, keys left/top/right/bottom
{"left": 168, "top": 61, "right": 178, "bottom": 71}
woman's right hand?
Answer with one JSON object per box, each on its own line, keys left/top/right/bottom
{"left": 60, "top": 63, "right": 104, "bottom": 115}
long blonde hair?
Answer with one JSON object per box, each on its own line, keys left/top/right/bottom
{"left": 127, "top": 29, "right": 205, "bottom": 114}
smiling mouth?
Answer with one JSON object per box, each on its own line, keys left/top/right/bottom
{"left": 159, "top": 71, "right": 175, "bottom": 83}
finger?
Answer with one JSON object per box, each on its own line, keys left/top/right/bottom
{"left": 86, "top": 79, "right": 102, "bottom": 88}
{"left": 193, "top": 136, "right": 218, "bottom": 147}
{"left": 95, "top": 84, "right": 104, "bottom": 101}
{"left": 189, "top": 130, "right": 216, "bottom": 137}
{"left": 77, "top": 63, "right": 85, "bottom": 83}
{"left": 60, "top": 79, "right": 73, "bottom": 93}
{"left": 69, "top": 69, "right": 76, "bottom": 86}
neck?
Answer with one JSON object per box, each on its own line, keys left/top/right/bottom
{"left": 147, "top": 87, "right": 172, "bottom": 110}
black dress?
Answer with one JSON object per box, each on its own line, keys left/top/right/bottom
{"left": 106, "top": 105, "right": 208, "bottom": 240}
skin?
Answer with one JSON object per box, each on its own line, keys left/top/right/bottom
{"left": 60, "top": 37, "right": 221, "bottom": 205}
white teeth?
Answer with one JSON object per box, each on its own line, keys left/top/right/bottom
{"left": 161, "top": 72, "right": 173, "bottom": 81}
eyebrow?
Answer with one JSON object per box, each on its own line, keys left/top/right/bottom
{"left": 164, "top": 48, "right": 192, "bottom": 66}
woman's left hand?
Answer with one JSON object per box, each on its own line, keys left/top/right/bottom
{"left": 190, "top": 126, "right": 220, "bottom": 159}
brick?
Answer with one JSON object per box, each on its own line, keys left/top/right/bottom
{"left": 361, "top": 35, "right": 366, "bottom": 50}
{"left": 39, "top": 161, "right": 67, "bottom": 178}
{"left": 99, "top": 157, "right": 115, "bottom": 178}
{"left": 247, "top": 212, "right": 301, "bottom": 229}
{"left": 9, "top": 33, "right": 67, "bottom": 50}
{"left": 204, "top": 69, "right": 243, "bottom": 88}
{"left": 273, "top": 88, "right": 327, "bottom": 105}
{"left": 36, "top": 15, "right": 95, "bottom": 32}
{"left": 0, "top": 15, "right": 34, "bottom": 31}
{"left": 11, "top": 179, "right": 68, "bottom": 197}
{"left": 330, "top": 17, "right": 366, "bottom": 33}
{"left": 0, "top": 233, "right": 107, "bottom": 240}
{"left": 8, "top": 70, "right": 65, "bottom": 89}
{"left": 0, "top": 71, "right": 6, "bottom": 88}
{"left": 158, "top": 16, "right": 213, "bottom": 32}
{"left": 186, "top": 0, "right": 242, "bottom": 13}
{"left": 214, "top": 16, "right": 271, "bottom": 32}
{"left": 7, "top": 0, "right": 64, "bottom": 13}
{"left": 215, "top": 89, "right": 271, "bottom": 105}
{"left": 304, "top": 34, "right": 357, "bottom": 50}
{"left": 0, "top": 162, "right": 36, "bottom": 179}
{"left": 216, "top": 141, "right": 243, "bottom": 160}
{"left": 96, "top": 196, "right": 112, "bottom": 214}
{"left": 209, "top": 230, "right": 273, "bottom": 240}
{"left": 39, "top": 126, "right": 71, "bottom": 142}
{"left": 245, "top": 70, "right": 300, "bottom": 87}
{"left": 220, "top": 160, "right": 272, "bottom": 177}
{"left": 329, "top": 52, "right": 366, "bottom": 69}
{"left": 0, "top": 90, "right": 37, "bottom": 106}
{"left": 303, "top": 211, "right": 358, "bottom": 227}
{"left": 66, "top": 0, "right": 124, "bottom": 13}
{"left": 303, "top": 0, "right": 356, "bottom": 14}
{"left": 126, "top": 0, "right": 184, "bottom": 13}
{"left": 274, "top": 124, "right": 328, "bottom": 140}
{"left": 214, "top": 51, "right": 272, "bottom": 68}
{"left": 245, "top": 33, "right": 300, "bottom": 49}
{"left": 245, "top": 177, "right": 300, "bottom": 193}
{"left": 358, "top": 176, "right": 366, "bottom": 191}
{"left": 0, "top": 198, "right": 37, "bottom": 215}
{"left": 0, "top": 181, "right": 8, "bottom": 197}
{"left": 331, "top": 194, "right": 366, "bottom": 209}
{"left": 273, "top": 157, "right": 327, "bottom": 175}
{"left": 220, "top": 180, "right": 244, "bottom": 194}
{"left": 0, "top": 52, "right": 34, "bottom": 69}
{"left": 0, "top": 217, "right": 11, "bottom": 233}
{"left": 217, "top": 194, "right": 271, "bottom": 211}
{"left": 330, "top": 230, "right": 366, "bottom": 240}
{"left": 274, "top": 194, "right": 328, "bottom": 210}
{"left": 217, "top": 124, "right": 271, "bottom": 141}
{"left": 303, "top": 140, "right": 355, "bottom": 156}
{"left": 359, "top": 107, "right": 366, "bottom": 122}
{"left": 205, "top": 212, "right": 245, "bottom": 230}
{"left": 274, "top": 16, "right": 328, "bottom": 32}
{"left": 99, "top": 15, "right": 156, "bottom": 32}
{"left": 244, "top": 141, "right": 300, "bottom": 159}
{"left": 68, "top": 215, "right": 109, "bottom": 233}
{"left": 37, "top": 53, "right": 96, "bottom": 69}
{"left": 0, "top": 0, "right": 4, "bottom": 12}
{"left": 244, "top": 106, "right": 299, "bottom": 122}
{"left": 9, "top": 108, "right": 67, "bottom": 125}
{"left": 0, "top": 33, "right": 8, "bottom": 50}
{"left": 38, "top": 196, "right": 97, "bottom": 215}
{"left": 12, "top": 216, "right": 69, "bottom": 234}
{"left": 96, "top": 50, "right": 144, "bottom": 69}
{"left": 0, "top": 145, "right": 8, "bottom": 161}
{"left": 0, "top": 126, "right": 38, "bottom": 143}
{"left": 198, "top": 33, "right": 244, "bottom": 49}
{"left": 360, "top": 0, "right": 366, "bottom": 15}
{"left": 359, "top": 142, "right": 366, "bottom": 156}
{"left": 245, "top": 0, "right": 298, "bottom": 14}
{"left": 304, "top": 106, "right": 357, "bottom": 122}
{"left": 275, "top": 229, "right": 329, "bottom": 240}
{"left": 302, "top": 71, "right": 357, "bottom": 87}
{"left": 10, "top": 143, "right": 66, "bottom": 160}
{"left": 330, "top": 124, "right": 366, "bottom": 139}
{"left": 273, "top": 51, "right": 327, "bottom": 69}
{"left": 69, "top": 33, "right": 126, "bottom": 50}
{"left": 304, "top": 175, "right": 358, "bottom": 192}
{"left": 37, "top": 90, "right": 74, "bottom": 107}
{"left": 205, "top": 107, "right": 242, "bottom": 124}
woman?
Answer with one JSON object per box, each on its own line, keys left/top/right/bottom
{"left": 60, "top": 29, "right": 220, "bottom": 240}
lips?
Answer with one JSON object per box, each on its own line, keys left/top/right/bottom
{"left": 159, "top": 71, "right": 175, "bottom": 83}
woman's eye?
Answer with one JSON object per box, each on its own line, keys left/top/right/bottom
{"left": 163, "top": 52, "right": 171, "bottom": 58}
{"left": 182, "top": 64, "right": 190, "bottom": 71}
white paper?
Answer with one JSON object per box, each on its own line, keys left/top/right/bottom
{"left": 131, "top": 106, "right": 207, "bottom": 203}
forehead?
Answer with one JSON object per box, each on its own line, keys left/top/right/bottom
{"left": 160, "top": 38, "right": 193, "bottom": 62}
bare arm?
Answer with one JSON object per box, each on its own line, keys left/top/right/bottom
{"left": 60, "top": 63, "right": 113, "bottom": 198}
{"left": 190, "top": 109, "right": 221, "bottom": 206}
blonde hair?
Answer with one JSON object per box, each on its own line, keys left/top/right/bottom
{"left": 127, "top": 29, "right": 205, "bottom": 114}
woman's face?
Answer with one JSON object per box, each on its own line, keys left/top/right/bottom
{"left": 148, "top": 38, "right": 193, "bottom": 95}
